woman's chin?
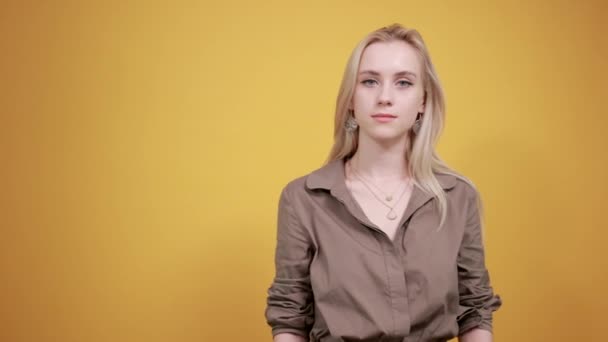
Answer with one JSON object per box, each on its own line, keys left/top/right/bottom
{"left": 361, "top": 128, "right": 408, "bottom": 143}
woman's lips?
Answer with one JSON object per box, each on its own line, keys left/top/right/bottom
{"left": 371, "top": 114, "right": 397, "bottom": 122}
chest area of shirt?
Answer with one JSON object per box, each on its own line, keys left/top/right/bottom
{"left": 306, "top": 187, "right": 466, "bottom": 263}
{"left": 345, "top": 179, "right": 414, "bottom": 242}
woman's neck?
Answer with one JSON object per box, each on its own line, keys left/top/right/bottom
{"left": 350, "top": 134, "right": 410, "bottom": 181}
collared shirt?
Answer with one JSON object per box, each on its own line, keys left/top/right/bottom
{"left": 265, "top": 158, "right": 502, "bottom": 342}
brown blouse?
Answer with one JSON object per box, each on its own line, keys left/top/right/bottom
{"left": 265, "top": 158, "right": 502, "bottom": 341}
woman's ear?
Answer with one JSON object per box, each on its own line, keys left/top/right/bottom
{"left": 418, "top": 91, "right": 427, "bottom": 113}
{"left": 418, "top": 103, "right": 425, "bottom": 114}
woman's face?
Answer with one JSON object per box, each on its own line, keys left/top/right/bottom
{"left": 352, "top": 40, "right": 426, "bottom": 143}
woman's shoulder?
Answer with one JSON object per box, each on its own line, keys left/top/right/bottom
{"left": 281, "top": 159, "right": 343, "bottom": 196}
{"left": 434, "top": 169, "right": 480, "bottom": 201}
{"left": 280, "top": 174, "right": 310, "bottom": 197}
{"left": 275, "top": 167, "right": 326, "bottom": 218}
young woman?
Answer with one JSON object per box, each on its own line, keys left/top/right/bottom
{"left": 265, "top": 24, "right": 502, "bottom": 342}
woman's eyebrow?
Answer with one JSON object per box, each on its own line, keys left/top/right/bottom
{"left": 359, "top": 70, "right": 418, "bottom": 79}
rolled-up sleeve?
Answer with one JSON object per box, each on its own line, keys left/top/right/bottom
{"left": 457, "top": 188, "right": 502, "bottom": 335}
{"left": 265, "top": 185, "right": 315, "bottom": 338}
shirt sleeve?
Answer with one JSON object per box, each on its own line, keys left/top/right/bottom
{"left": 265, "top": 184, "right": 315, "bottom": 338}
{"left": 456, "top": 187, "right": 502, "bottom": 335}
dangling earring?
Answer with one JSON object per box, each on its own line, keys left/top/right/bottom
{"left": 412, "top": 112, "right": 422, "bottom": 135}
{"left": 345, "top": 110, "right": 358, "bottom": 132}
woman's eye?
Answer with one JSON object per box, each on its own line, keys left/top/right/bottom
{"left": 397, "top": 80, "right": 413, "bottom": 87}
{"left": 361, "top": 79, "right": 377, "bottom": 86}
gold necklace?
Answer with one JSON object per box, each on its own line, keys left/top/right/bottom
{"left": 348, "top": 161, "right": 411, "bottom": 220}
{"left": 351, "top": 163, "right": 404, "bottom": 202}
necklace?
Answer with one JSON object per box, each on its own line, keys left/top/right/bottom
{"left": 347, "top": 160, "right": 412, "bottom": 220}
{"left": 352, "top": 157, "right": 405, "bottom": 202}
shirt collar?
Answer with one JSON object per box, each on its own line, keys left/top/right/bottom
{"left": 305, "top": 158, "right": 458, "bottom": 233}
{"left": 305, "top": 158, "right": 458, "bottom": 191}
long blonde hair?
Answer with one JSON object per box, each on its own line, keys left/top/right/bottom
{"left": 325, "top": 23, "right": 477, "bottom": 230}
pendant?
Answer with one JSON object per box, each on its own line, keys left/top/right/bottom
{"left": 386, "top": 210, "right": 397, "bottom": 220}
{"left": 386, "top": 195, "right": 393, "bottom": 201}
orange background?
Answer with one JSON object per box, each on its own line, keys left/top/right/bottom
{"left": 1, "top": 1, "right": 606, "bottom": 341}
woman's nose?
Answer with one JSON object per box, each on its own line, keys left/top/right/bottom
{"left": 377, "top": 85, "right": 393, "bottom": 106}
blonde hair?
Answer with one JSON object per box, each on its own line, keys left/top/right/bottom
{"left": 325, "top": 23, "right": 478, "bottom": 230}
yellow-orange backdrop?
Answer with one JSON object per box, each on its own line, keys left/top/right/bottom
{"left": 1, "top": 1, "right": 606, "bottom": 341}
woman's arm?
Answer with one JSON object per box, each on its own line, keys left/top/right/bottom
{"left": 456, "top": 187, "right": 502, "bottom": 338}
{"left": 458, "top": 328, "right": 492, "bottom": 342}
{"left": 265, "top": 184, "right": 315, "bottom": 340}
{"left": 274, "top": 332, "right": 308, "bottom": 342}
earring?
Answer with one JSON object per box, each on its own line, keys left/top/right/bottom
{"left": 345, "top": 111, "right": 358, "bottom": 132}
{"left": 412, "top": 113, "right": 422, "bottom": 135}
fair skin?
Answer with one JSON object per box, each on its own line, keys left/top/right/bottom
{"left": 274, "top": 40, "right": 492, "bottom": 342}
